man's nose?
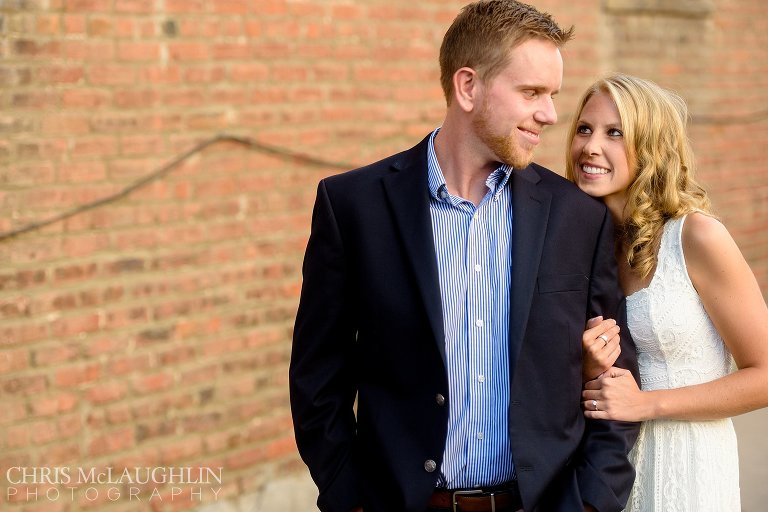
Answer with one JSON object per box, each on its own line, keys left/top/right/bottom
{"left": 535, "top": 96, "right": 557, "bottom": 125}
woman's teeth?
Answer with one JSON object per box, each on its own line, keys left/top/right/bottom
{"left": 582, "top": 165, "right": 610, "bottom": 175}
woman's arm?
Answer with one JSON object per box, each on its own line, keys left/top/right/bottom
{"left": 583, "top": 213, "right": 768, "bottom": 421}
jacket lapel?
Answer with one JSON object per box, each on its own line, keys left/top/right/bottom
{"left": 380, "top": 140, "right": 553, "bottom": 371}
{"left": 382, "top": 138, "right": 447, "bottom": 366}
{"left": 509, "top": 167, "right": 552, "bottom": 374}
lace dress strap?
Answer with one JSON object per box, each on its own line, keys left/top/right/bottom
{"left": 657, "top": 214, "right": 694, "bottom": 293}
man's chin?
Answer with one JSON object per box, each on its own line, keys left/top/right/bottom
{"left": 512, "top": 157, "right": 533, "bottom": 170}
{"left": 485, "top": 135, "right": 533, "bottom": 169}
{"left": 504, "top": 153, "right": 533, "bottom": 170}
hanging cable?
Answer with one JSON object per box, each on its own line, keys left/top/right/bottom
{"left": 0, "top": 134, "right": 356, "bottom": 243}
{"left": 1, "top": 103, "right": 767, "bottom": 243}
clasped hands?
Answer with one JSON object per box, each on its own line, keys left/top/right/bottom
{"left": 581, "top": 316, "right": 651, "bottom": 422}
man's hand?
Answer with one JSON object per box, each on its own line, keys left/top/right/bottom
{"left": 582, "top": 316, "right": 621, "bottom": 382}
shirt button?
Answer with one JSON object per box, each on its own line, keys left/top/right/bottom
{"left": 424, "top": 460, "right": 437, "bottom": 473}
{"left": 435, "top": 393, "right": 446, "bottom": 406}
{"left": 474, "top": 264, "right": 481, "bottom": 272}
{"left": 439, "top": 189, "right": 449, "bottom": 200}
{"left": 477, "top": 432, "right": 484, "bottom": 440}
{"left": 478, "top": 374, "right": 485, "bottom": 383}
{"left": 475, "top": 319, "right": 483, "bottom": 328}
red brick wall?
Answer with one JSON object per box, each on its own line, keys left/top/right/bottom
{"left": 0, "top": 0, "right": 766, "bottom": 510}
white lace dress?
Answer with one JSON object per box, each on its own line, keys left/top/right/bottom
{"left": 624, "top": 215, "right": 740, "bottom": 512}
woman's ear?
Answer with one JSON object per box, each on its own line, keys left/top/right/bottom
{"left": 452, "top": 67, "right": 481, "bottom": 113}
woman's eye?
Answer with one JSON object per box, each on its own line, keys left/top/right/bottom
{"left": 608, "top": 128, "right": 623, "bottom": 137}
{"left": 576, "top": 125, "right": 592, "bottom": 134}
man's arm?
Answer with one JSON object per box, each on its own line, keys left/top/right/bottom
{"left": 289, "top": 180, "right": 361, "bottom": 512}
{"left": 576, "top": 208, "right": 641, "bottom": 512}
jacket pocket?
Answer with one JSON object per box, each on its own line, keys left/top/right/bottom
{"left": 536, "top": 273, "right": 588, "bottom": 293}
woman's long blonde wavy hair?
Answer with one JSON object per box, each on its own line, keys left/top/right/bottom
{"left": 565, "top": 73, "right": 712, "bottom": 279}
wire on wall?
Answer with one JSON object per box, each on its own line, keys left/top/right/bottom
{"left": 1, "top": 105, "right": 767, "bottom": 243}
{"left": 0, "top": 134, "right": 356, "bottom": 243}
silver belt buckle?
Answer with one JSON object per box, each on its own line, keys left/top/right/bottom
{"left": 452, "top": 489, "right": 495, "bottom": 512}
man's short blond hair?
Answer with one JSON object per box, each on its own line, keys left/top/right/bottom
{"left": 439, "top": 0, "right": 574, "bottom": 104}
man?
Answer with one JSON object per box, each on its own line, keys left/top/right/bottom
{"left": 289, "top": 1, "right": 639, "bottom": 511}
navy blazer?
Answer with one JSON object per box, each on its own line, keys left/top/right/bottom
{"left": 290, "top": 134, "right": 640, "bottom": 512}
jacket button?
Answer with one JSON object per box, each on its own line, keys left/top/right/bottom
{"left": 424, "top": 460, "right": 437, "bottom": 473}
{"left": 435, "top": 393, "right": 446, "bottom": 406}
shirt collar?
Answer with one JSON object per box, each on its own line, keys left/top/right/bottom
{"left": 427, "top": 128, "right": 513, "bottom": 203}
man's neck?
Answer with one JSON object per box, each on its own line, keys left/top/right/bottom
{"left": 433, "top": 121, "right": 498, "bottom": 206}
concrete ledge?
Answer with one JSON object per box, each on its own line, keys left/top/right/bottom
{"left": 195, "top": 472, "right": 318, "bottom": 512}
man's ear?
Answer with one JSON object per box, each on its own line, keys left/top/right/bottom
{"left": 452, "top": 67, "right": 481, "bottom": 113}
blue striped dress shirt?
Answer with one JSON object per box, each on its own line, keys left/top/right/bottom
{"left": 426, "top": 129, "right": 516, "bottom": 489}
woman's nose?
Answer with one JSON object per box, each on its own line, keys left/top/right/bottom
{"left": 582, "top": 136, "right": 601, "bottom": 156}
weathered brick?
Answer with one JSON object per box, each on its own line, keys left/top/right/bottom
{"left": 86, "top": 380, "right": 127, "bottom": 404}
{"left": 120, "top": 134, "right": 166, "bottom": 156}
{"left": 158, "top": 437, "right": 202, "bottom": 464}
{"left": 63, "top": 13, "right": 87, "bottom": 34}
{"left": 116, "top": 41, "right": 161, "bottom": 61}
{"left": 0, "top": 400, "right": 27, "bottom": 425}
{"left": 135, "top": 418, "right": 177, "bottom": 442}
{"left": 65, "top": 0, "right": 112, "bottom": 11}
{"left": 11, "top": 91, "right": 59, "bottom": 109}
{"left": 88, "top": 427, "right": 134, "bottom": 456}
{"left": 54, "top": 363, "right": 101, "bottom": 387}
{"left": 70, "top": 136, "right": 117, "bottom": 157}
{"left": 29, "top": 392, "right": 79, "bottom": 417}
{"left": 213, "top": 0, "right": 248, "bottom": 14}
{"left": 33, "top": 342, "right": 81, "bottom": 366}
{"left": 36, "top": 65, "right": 84, "bottom": 84}
{"left": 12, "top": 38, "right": 59, "bottom": 58}
{"left": 6, "top": 423, "right": 32, "bottom": 448}
{"left": 60, "top": 39, "right": 114, "bottom": 60}
{"left": 0, "top": 323, "right": 49, "bottom": 346}
{"left": 57, "top": 160, "right": 108, "bottom": 183}
{"left": 141, "top": 64, "right": 182, "bottom": 84}
{"left": 87, "top": 64, "right": 136, "bottom": 86}
{"left": 212, "top": 42, "right": 251, "bottom": 60}
{"left": 60, "top": 88, "right": 111, "bottom": 108}
{"left": 131, "top": 372, "right": 174, "bottom": 395}
{"left": 108, "top": 354, "right": 151, "bottom": 376}
{"left": 114, "top": 0, "right": 154, "bottom": 14}
{"left": 40, "top": 114, "right": 90, "bottom": 135}
{"left": 168, "top": 41, "right": 209, "bottom": 61}
{"left": 166, "top": 0, "right": 207, "bottom": 13}
{"left": 113, "top": 88, "right": 160, "bottom": 108}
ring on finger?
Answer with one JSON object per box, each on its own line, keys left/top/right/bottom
{"left": 592, "top": 399, "right": 599, "bottom": 411}
{"left": 597, "top": 334, "right": 609, "bottom": 346}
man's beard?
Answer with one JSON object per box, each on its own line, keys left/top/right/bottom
{"left": 472, "top": 100, "right": 534, "bottom": 170}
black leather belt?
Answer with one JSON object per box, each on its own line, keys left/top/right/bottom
{"left": 428, "top": 481, "right": 523, "bottom": 512}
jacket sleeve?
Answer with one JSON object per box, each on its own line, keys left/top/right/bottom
{"left": 575, "top": 207, "right": 641, "bottom": 512}
{"left": 289, "top": 180, "right": 361, "bottom": 512}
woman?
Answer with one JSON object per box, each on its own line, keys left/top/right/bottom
{"left": 567, "top": 73, "right": 768, "bottom": 511}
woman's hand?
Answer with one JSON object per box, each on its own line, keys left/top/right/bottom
{"left": 581, "top": 316, "right": 621, "bottom": 382}
{"left": 582, "top": 367, "right": 653, "bottom": 421}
